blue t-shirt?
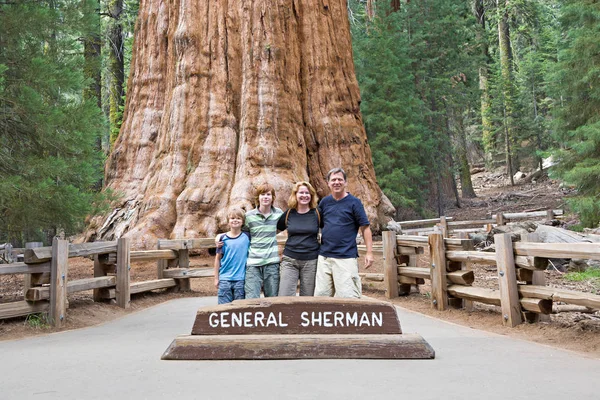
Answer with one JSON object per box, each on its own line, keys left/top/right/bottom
{"left": 217, "top": 232, "right": 250, "bottom": 281}
{"left": 318, "top": 194, "right": 370, "bottom": 258}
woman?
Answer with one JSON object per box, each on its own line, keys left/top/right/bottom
{"left": 277, "top": 181, "right": 321, "bottom": 296}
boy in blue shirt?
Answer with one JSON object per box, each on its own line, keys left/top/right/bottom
{"left": 214, "top": 207, "right": 250, "bottom": 304}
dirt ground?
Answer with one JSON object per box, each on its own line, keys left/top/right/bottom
{"left": 1, "top": 170, "right": 600, "bottom": 357}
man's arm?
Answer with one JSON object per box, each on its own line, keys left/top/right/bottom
{"left": 214, "top": 233, "right": 224, "bottom": 248}
{"left": 359, "top": 225, "right": 374, "bottom": 269}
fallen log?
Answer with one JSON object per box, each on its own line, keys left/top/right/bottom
{"left": 552, "top": 305, "right": 596, "bottom": 314}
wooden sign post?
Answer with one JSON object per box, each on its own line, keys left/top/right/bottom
{"left": 162, "top": 297, "right": 435, "bottom": 360}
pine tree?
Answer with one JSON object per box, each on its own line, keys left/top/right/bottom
{"left": 350, "top": 0, "right": 481, "bottom": 215}
{"left": 0, "top": 0, "right": 109, "bottom": 244}
{"left": 350, "top": 1, "right": 429, "bottom": 217}
{"left": 550, "top": 0, "right": 600, "bottom": 227}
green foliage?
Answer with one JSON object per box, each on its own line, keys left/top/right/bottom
{"left": 564, "top": 267, "right": 600, "bottom": 291}
{"left": 350, "top": 0, "right": 481, "bottom": 215}
{"left": 564, "top": 268, "right": 600, "bottom": 282}
{"left": 350, "top": 2, "right": 428, "bottom": 213}
{"left": 24, "top": 313, "right": 50, "bottom": 329}
{"left": 550, "top": 0, "right": 600, "bottom": 228}
{"left": 0, "top": 1, "right": 111, "bottom": 243}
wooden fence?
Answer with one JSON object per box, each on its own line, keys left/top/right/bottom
{"left": 374, "top": 231, "right": 600, "bottom": 327}
{"left": 398, "top": 209, "right": 563, "bottom": 237}
{"left": 3, "top": 221, "right": 599, "bottom": 329}
{"left": 0, "top": 237, "right": 217, "bottom": 327}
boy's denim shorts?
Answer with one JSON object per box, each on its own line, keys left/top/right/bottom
{"left": 218, "top": 279, "right": 245, "bottom": 304}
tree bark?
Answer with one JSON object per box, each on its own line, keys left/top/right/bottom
{"left": 87, "top": 0, "right": 394, "bottom": 248}
{"left": 473, "top": 0, "right": 493, "bottom": 166}
{"left": 107, "top": 0, "right": 124, "bottom": 145}
{"left": 84, "top": 0, "right": 104, "bottom": 160}
{"left": 454, "top": 108, "right": 476, "bottom": 198}
{"left": 496, "top": 0, "right": 517, "bottom": 181}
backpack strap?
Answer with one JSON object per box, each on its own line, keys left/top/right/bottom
{"left": 285, "top": 209, "right": 292, "bottom": 227}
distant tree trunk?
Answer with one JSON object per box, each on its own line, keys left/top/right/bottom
{"left": 84, "top": 0, "right": 104, "bottom": 153}
{"left": 107, "top": 0, "right": 124, "bottom": 146}
{"left": 87, "top": 0, "right": 394, "bottom": 247}
{"left": 455, "top": 111, "right": 476, "bottom": 198}
{"left": 366, "top": 0, "right": 375, "bottom": 19}
{"left": 497, "top": 0, "right": 517, "bottom": 183}
{"left": 84, "top": 0, "right": 104, "bottom": 189}
{"left": 473, "top": 0, "right": 493, "bottom": 166}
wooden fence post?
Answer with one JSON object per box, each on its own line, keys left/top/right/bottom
{"left": 429, "top": 233, "right": 448, "bottom": 311}
{"left": 23, "top": 242, "right": 43, "bottom": 294}
{"left": 93, "top": 254, "right": 110, "bottom": 302}
{"left": 382, "top": 231, "right": 398, "bottom": 299}
{"left": 449, "top": 233, "right": 474, "bottom": 311}
{"left": 494, "top": 233, "right": 522, "bottom": 327}
{"left": 49, "top": 238, "right": 69, "bottom": 328}
{"left": 439, "top": 216, "right": 449, "bottom": 238}
{"left": 176, "top": 242, "right": 191, "bottom": 292}
{"left": 116, "top": 238, "right": 131, "bottom": 309}
{"left": 521, "top": 233, "right": 549, "bottom": 323}
{"left": 157, "top": 241, "right": 166, "bottom": 279}
{"left": 496, "top": 213, "right": 506, "bottom": 226}
{"left": 396, "top": 250, "right": 415, "bottom": 296}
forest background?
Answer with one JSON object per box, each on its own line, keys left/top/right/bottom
{"left": 0, "top": 0, "right": 598, "bottom": 245}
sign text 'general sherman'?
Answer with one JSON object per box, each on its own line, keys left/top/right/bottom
{"left": 208, "top": 310, "right": 384, "bottom": 329}
{"left": 192, "top": 297, "right": 402, "bottom": 335}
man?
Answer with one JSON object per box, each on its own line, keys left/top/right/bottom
{"left": 315, "top": 167, "right": 373, "bottom": 298}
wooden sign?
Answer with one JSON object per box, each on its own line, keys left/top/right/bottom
{"left": 191, "top": 297, "right": 402, "bottom": 335}
{"left": 162, "top": 297, "right": 435, "bottom": 360}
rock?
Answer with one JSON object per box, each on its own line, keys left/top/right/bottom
{"left": 542, "top": 155, "right": 556, "bottom": 169}
{"left": 513, "top": 171, "right": 527, "bottom": 181}
{"left": 568, "top": 259, "right": 589, "bottom": 272}
{"left": 470, "top": 233, "right": 488, "bottom": 246}
{"left": 535, "top": 224, "right": 600, "bottom": 243}
{"left": 588, "top": 260, "right": 600, "bottom": 269}
{"left": 387, "top": 221, "right": 403, "bottom": 234}
{"left": 583, "top": 227, "right": 600, "bottom": 235}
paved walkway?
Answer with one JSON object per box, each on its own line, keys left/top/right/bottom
{"left": 1, "top": 297, "right": 599, "bottom": 399}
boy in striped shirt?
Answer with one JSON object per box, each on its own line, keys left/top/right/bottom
{"left": 244, "top": 183, "right": 283, "bottom": 298}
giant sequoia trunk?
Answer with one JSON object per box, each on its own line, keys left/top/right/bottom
{"left": 87, "top": 0, "right": 394, "bottom": 248}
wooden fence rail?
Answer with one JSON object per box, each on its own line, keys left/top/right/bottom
{"left": 397, "top": 209, "right": 563, "bottom": 237}
{"left": 382, "top": 231, "right": 600, "bottom": 327}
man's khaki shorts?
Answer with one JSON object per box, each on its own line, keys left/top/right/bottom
{"left": 314, "top": 255, "right": 361, "bottom": 298}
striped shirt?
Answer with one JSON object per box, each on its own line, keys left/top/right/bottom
{"left": 245, "top": 207, "right": 283, "bottom": 267}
